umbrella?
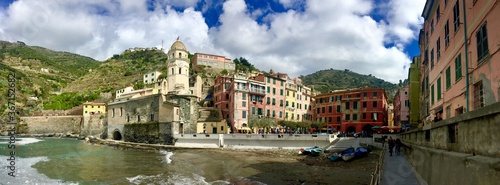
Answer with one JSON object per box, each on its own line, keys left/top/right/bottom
{"left": 372, "top": 126, "right": 382, "bottom": 129}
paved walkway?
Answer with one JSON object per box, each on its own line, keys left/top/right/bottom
{"left": 325, "top": 137, "right": 360, "bottom": 152}
{"left": 381, "top": 147, "right": 426, "bottom": 185}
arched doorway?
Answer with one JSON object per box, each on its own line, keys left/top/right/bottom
{"left": 347, "top": 126, "right": 356, "bottom": 134}
{"left": 112, "top": 130, "right": 122, "bottom": 140}
{"left": 362, "top": 124, "right": 373, "bottom": 137}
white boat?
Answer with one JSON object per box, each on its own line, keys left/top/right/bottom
{"left": 342, "top": 153, "right": 355, "bottom": 161}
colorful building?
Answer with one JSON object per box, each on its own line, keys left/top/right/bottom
{"left": 393, "top": 85, "right": 409, "bottom": 127}
{"left": 314, "top": 88, "right": 388, "bottom": 133}
{"left": 193, "top": 53, "right": 235, "bottom": 71}
{"left": 420, "top": 0, "right": 500, "bottom": 120}
{"left": 83, "top": 102, "right": 106, "bottom": 116}
{"left": 253, "top": 73, "right": 287, "bottom": 121}
{"left": 408, "top": 56, "right": 421, "bottom": 127}
{"left": 143, "top": 71, "right": 162, "bottom": 84}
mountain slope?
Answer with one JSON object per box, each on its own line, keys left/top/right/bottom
{"left": 300, "top": 68, "right": 399, "bottom": 100}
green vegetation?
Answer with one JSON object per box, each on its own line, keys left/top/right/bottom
{"left": 300, "top": 68, "right": 399, "bottom": 100}
{"left": 43, "top": 91, "right": 100, "bottom": 110}
{"left": 233, "top": 57, "right": 257, "bottom": 72}
{"left": 248, "top": 116, "right": 277, "bottom": 131}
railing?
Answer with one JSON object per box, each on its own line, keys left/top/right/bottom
{"left": 370, "top": 143, "right": 386, "bottom": 185}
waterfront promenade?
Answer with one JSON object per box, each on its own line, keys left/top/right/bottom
{"left": 381, "top": 148, "right": 426, "bottom": 185}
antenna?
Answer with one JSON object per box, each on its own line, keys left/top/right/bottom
{"left": 161, "top": 40, "right": 164, "bottom": 51}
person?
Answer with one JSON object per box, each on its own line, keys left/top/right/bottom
{"left": 388, "top": 136, "right": 395, "bottom": 156}
{"left": 434, "top": 112, "right": 443, "bottom": 122}
{"left": 395, "top": 138, "right": 402, "bottom": 156}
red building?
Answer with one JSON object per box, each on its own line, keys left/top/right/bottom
{"left": 314, "top": 88, "right": 388, "bottom": 133}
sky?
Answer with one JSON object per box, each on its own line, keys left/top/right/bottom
{"left": 0, "top": 0, "right": 426, "bottom": 83}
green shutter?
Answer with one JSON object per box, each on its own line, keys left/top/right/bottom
{"left": 267, "top": 86, "right": 270, "bottom": 93}
{"left": 431, "top": 84, "right": 435, "bottom": 104}
{"left": 437, "top": 77, "right": 442, "bottom": 100}
{"left": 446, "top": 67, "right": 451, "bottom": 89}
{"left": 455, "top": 54, "right": 462, "bottom": 81}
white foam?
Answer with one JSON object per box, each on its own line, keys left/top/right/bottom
{"left": 160, "top": 150, "right": 174, "bottom": 164}
{"left": 0, "top": 137, "right": 44, "bottom": 145}
{"left": 0, "top": 155, "right": 78, "bottom": 185}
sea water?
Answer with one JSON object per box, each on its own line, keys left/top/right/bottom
{"left": 0, "top": 137, "right": 260, "bottom": 185}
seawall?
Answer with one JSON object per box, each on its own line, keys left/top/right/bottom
{"left": 400, "top": 102, "right": 500, "bottom": 185}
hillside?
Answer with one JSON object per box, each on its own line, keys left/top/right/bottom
{"left": 64, "top": 48, "right": 170, "bottom": 93}
{"left": 0, "top": 41, "right": 101, "bottom": 119}
{"left": 300, "top": 68, "right": 399, "bottom": 101}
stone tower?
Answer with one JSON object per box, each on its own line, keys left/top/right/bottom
{"left": 166, "top": 37, "right": 190, "bottom": 94}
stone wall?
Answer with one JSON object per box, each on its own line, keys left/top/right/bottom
{"left": 19, "top": 115, "right": 107, "bottom": 136}
{"left": 20, "top": 116, "right": 82, "bottom": 134}
{"left": 400, "top": 102, "right": 500, "bottom": 185}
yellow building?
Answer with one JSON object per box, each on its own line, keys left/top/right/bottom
{"left": 285, "top": 80, "right": 297, "bottom": 121}
{"left": 196, "top": 108, "right": 230, "bottom": 134}
{"left": 83, "top": 102, "right": 106, "bottom": 116}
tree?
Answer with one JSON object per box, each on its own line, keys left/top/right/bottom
{"left": 220, "top": 69, "right": 229, "bottom": 75}
{"left": 134, "top": 82, "right": 145, "bottom": 89}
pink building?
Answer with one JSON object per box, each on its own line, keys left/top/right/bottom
{"left": 253, "top": 73, "right": 287, "bottom": 121}
{"left": 393, "top": 85, "right": 409, "bottom": 126}
{"left": 193, "top": 53, "right": 235, "bottom": 71}
{"left": 420, "top": 0, "right": 500, "bottom": 119}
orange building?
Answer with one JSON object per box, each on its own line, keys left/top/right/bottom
{"left": 314, "top": 88, "right": 388, "bottom": 133}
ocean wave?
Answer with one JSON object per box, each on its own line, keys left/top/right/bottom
{"left": 160, "top": 150, "right": 174, "bottom": 164}
{"left": 0, "top": 155, "right": 78, "bottom": 185}
{"left": 126, "top": 173, "right": 232, "bottom": 185}
{"left": 0, "top": 137, "right": 44, "bottom": 145}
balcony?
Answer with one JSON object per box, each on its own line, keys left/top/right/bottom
{"left": 249, "top": 88, "right": 266, "bottom": 95}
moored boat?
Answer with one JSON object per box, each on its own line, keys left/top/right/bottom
{"left": 299, "top": 146, "right": 319, "bottom": 155}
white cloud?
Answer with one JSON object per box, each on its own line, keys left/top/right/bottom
{"left": 0, "top": 0, "right": 426, "bottom": 83}
{"left": 209, "top": 0, "right": 420, "bottom": 83}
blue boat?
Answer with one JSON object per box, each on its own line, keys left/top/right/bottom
{"left": 355, "top": 147, "right": 369, "bottom": 157}
{"left": 310, "top": 147, "right": 324, "bottom": 156}
{"left": 299, "top": 146, "right": 320, "bottom": 155}
{"left": 328, "top": 153, "right": 342, "bottom": 161}
{"left": 341, "top": 147, "right": 356, "bottom": 161}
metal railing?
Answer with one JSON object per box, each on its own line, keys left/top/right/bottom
{"left": 370, "top": 143, "right": 386, "bottom": 185}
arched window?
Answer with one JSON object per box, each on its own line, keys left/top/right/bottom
{"left": 179, "top": 67, "right": 181, "bottom": 74}
{"left": 178, "top": 52, "right": 182, "bottom": 58}
{"left": 171, "top": 68, "right": 174, "bottom": 74}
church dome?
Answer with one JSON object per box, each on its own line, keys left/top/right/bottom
{"left": 170, "top": 37, "right": 186, "bottom": 50}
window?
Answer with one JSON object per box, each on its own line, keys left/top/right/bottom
{"left": 353, "top": 114, "right": 357, "bottom": 121}
{"left": 272, "top": 98, "right": 276, "bottom": 105}
{"left": 317, "top": 108, "right": 320, "bottom": 114}
{"left": 120, "top": 107, "right": 123, "bottom": 117}
{"left": 286, "top": 101, "right": 289, "bottom": 106}
{"left": 280, "top": 89, "right": 283, "bottom": 95}
{"left": 242, "top": 101, "right": 246, "bottom": 107}
{"left": 430, "top": 48, "right": 435, "bottom": 69}
{"left": 473, "top": 81, "right": 484, "bottom": 108}
{"left": 280, "top": 100, "right": 284, "bottom": 106}
{"left": 362, "top": 113, "right": 366, "bottom": 119}
{"left": 353, "top": 102, "right": 358, "bottom": 109}
{"left": 436, "top": 6, "right": 440, "bottom": 22}
{"left": 322, "top": 107, "right": 325, "bottom": 113}
{"left": 272, "top": 110, "right": 276, "bottom": 117}
{"left": 345, "top": 114, "right": 350, "bottom": 121}
{"left": 267, "top": 77, "right": 270, "bottom": 83}
{"left": 85, "top": 111, "right": 87, "bottom": 114}
{"left": 337, "top": 116, "right": 341, "bottom": 122}
{"left": 242, "top": 93, "right": 246, "bottom": 99}
{"left": 363, "top": 92, "right": 367, "bottom": 97}
{"left": 476, "top": 23, "right": 489, "bottom": 61}
{"left": 430, "top": 19, "right": 434, "bottom": 33}
{"left": 337, "top": 105, "right": 340, "bottom": 112}
{"left": 150, "top": 114, "right": 154, "bottom": 121}
{"left": 280, "top": 81, "right": 283, "bottom": 86}
{"left": 445, "top": 20, "right": 450, "bottom": 47}
{"left": 455, "top": 54, "right": 462, "bottom": 82}
{"left": 436, "top": 37, "right": 441, "bottom": 60}
{"left": 273, "top": 88, "right": 276, "bottom": 95}
{"left": 373, "top": 101, "right": 377, "bottom": 108}
{"left": 431, "top": 84, "right": 435, "bottom": 104}
{"left": 242, "top": 111, "right": 246, "bottom": 118}
{"left": 252, "top": 107, "right": 255, "bottom": 114}
{"left": 373, "top": 92, "right": 377, "bottom": 97}
{"left": 329, "top": 106, "right": 333, "bottom": 113}
{"left": 453, "top": 1, "right": 460, "bottom": 32}
{"left": 273, "top": 78, "right": 276, "bottom": 84}
{"left": 286, "top": 112, "right": 289, "bottom": 118}
{"left": 178, "top": 67, "right": 181, "bottom": 74}
{"left": 345, "top": 102, "right": 350, "bottom": 110}
{"left": 279, "top": 111, "right": 282, "bottom": 118}
{"left": 267, "top": 97, "right": 270, "bottom": 104}
{"left": 446, "top": 66, "right": 451, "bottom": 89}
{"left": 363, "top": 102, "right": 367, "bottom": 108}
{"left": 112, "top": 108, "right": 115, "bottom": 117}
{"left": 137, "top": 115, "right": 141, "bottom": 122}
{"left": 437, "top": 77, "right": 442, "bottom": 100}
{"left": 328, "top": 117, "right": 332, "bottom": 123}
{"left": 287, "top": 91, "right": 289, "bottom": 96}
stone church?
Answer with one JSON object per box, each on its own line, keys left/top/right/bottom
{"left": 107, "top": 38, "right": 202, "bottom": 144}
